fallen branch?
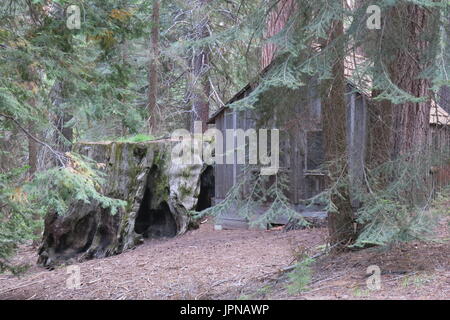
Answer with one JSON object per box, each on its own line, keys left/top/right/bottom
{"left": 281, "top": 242, "right": 342, "bottom": 273}
{"left": 0, "top": 113, "right": 67, "bottom": 167}
{"left": 86, "top": 278, "right": 103, "bottom": 285}
{"left": 211, "top": 277, "right": 237, "bottom": 287}
{"left": 308, "top": 272, "right": 346, "bottom": 288}
{"left": 0, "top": 278, "right": 46, "bottom": 295}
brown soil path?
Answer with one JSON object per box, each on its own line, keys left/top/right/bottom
{"left": 1, "top": 216, "right": 448, "bottom": 300}
{"left": 0, "top": 223, "right": 325, "bottom": 300}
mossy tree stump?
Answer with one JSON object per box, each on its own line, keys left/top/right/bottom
{"left": 38, "top": 140, "right": 210, "bottom": 267}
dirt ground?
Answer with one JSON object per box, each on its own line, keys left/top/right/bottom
{"left": 0, "top": 217, "right": 448, "bottom": 300}
{"left": 234, "top": 216, "right": 450, "bottom": 300}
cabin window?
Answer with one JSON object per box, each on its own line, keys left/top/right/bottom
{"left": 305, "top": 130, "right": 324, "bottom": 171}
{"left": 303, "top": 130, "right": 326, "bottom": 199}
{"left": 308, "top": 82, "right": 322, "bottom": 121}
{"left": 276, "top": 130, "right": 289, "bottom": 169}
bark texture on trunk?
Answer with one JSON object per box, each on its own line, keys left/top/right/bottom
{"left": 148, "top": 0, "right": 160, "bottom": 134}
{"left": 261, "top": 0, "right": 295, "bottom": 70}
{"left": 191, "top": 0, "right": 211, "bottom": 133}
{"left": 380, "top": 4, "right": 435, "bottom": 158}
{"left": 28, "top": 122, "right": 38, "bottom": 177}
{"left": 371, "top": 4, "right": 437, "bottom": 206}
{"left": 51, "top": 81, "right": 73, "bottom": 154}
{"left": 191, "top": 48, "right": 210, "bottom": 132}
{"left": 321, "top": 19, "right": 357, "bottom": 247}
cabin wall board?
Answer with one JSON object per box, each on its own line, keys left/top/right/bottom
{"left": 430, "top": 124, "right": 450, "bottom": 192}
{"left": 346, "top": 90, "right": 368, "bottom": 208}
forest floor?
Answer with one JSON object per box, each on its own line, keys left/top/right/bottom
{"left": 0, "top": 215, "right": 448, "bottom": 300}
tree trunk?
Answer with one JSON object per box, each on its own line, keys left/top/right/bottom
{"left": 440, "top": 13, "right": 450, "bottom": 113}
{"left": 366, "top": 3, "right": 438, "bottom": 205}
{"left": 148, "top": 0, "right": 160, "bottom": 134}
{"left": 190, "top": 0, "right": 211, "bottom": 133}
{"left": 261, "top": 0, "right": 295, "bottom": 70}
{"left": 51, "top": 81, "right": 73, "bottom": 155}
{"left": 321, "top": 19, "right": 356, "bottom": 248}
{"left": 26, "top": 79, "right": 38, "bottom": 177}
{"left": 26, "top": 74, "right": 40, "bottom": 244}
{"left": 191, "top": 48, "right": 210, "bottom": 133}
{"left": 27, "top": 122, "right": 38, "bottom": 177}
{"left": 380, "top": 4, "right": 436, "bottom": 157}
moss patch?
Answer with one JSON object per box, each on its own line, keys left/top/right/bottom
{"left": 117, "top": 134, "right": 155, "bottom": 143}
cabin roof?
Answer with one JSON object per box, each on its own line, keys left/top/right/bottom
{"left": 207, "top": 61, "right": 450, "bottom": 126}
{"left": 430, "top": 100, "right": 450, "bottom": 125}
{"left": 207, "top": 61, "right": 275, "bottom": 124}
{"left": 207, "top": 65, "right": 369, "bottom": 125}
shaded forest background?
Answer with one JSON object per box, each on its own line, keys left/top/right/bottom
{"left": 0, "top": 0, "right": 449, "bottom": 274}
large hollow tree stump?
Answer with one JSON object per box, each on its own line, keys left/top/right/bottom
{"left": 38, "top": 140, "right": 210, "bottom": 267}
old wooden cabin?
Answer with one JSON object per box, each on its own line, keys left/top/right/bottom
{"left": 207, "top": 67, "right": 450, "bottom": 230}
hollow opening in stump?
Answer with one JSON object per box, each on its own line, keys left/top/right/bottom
{"left": 136, "top": 200, "right": 177, "bottom": 238}
{"left": 54, "top": 211, "right": 97, "bottom": 255}
{"left": 134, "top": 166, "right": 177, "bottom": 238}
{"left": 195, "top": 165, "right": 215, "bottom": 212}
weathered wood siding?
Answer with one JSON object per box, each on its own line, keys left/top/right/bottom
{"left": 212, "top": 80, "right": 372, "bottom": 229}
{"left": 212, "top": 80, "right": 447, "bottom": 229}
{"left": 430, "top": 124, "right": 450, "bottom": 193}
{"left": 213, "top": 81, "right": 331, "bottom": 205}
{"left": 346, "top": 88, "right": 368, "bottom": 208}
